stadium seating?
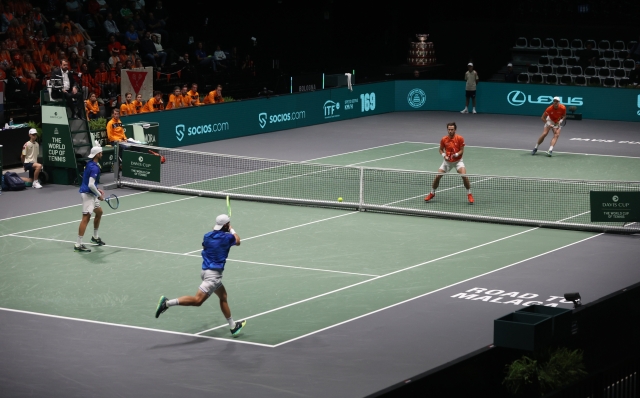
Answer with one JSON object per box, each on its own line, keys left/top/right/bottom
{"left": 622, "top": 59, "right": 635, "bottom": 72}
{"left": 541, "top": 65, "right": 553, "bottom": 75}
{"left": 570, "top": 66, "right": 583, "bottom": 77}
{"left": 556, "top": 66, "right": 569, "bottom": 76}
{"left": 574, "top": 75, "right": 587, "bottom": 86}
{"left": 557, "top": 38, "right": 570, "bottom": 49}
{"left": 545, "top": 74, "right": 558, "bottom": 84}
{"left": 618, "top": 77, "right": 630, "bottom": 87}
{"left": 517, "top": 73, "right": 530, "bottom": 83}
{"left": 561, "top": 48, "right": 574, "bottom": 58}
{"left": 531, "top": 74, "right": 544, "bottom": 84}
{"left": 552, "top": 57, "right": 564, "bottom": 67}
{"left": 527, "top": 65, "right": 540, "bottom": 75}
{"left": 608, "top": 59, "right": 621, "bottom": 69}
{"left": 543, "top": 38, "right": 555, "bottom": 48}
{"left": 613, "top": 40, "right": 626, "bottom": 51}
{"left": 547, "top": 48, "right": 560, "bottom": 58}
{"left": 602, "top": 77, "right": 616, "bottom": 87}
{"left": 530, "top": 38, "right": 542, "bottom": 48}
{"left": 598, "top": 40, "right": 611, "bottom": 52}
{"left": 566, "top": 57, "right": 579, "bottom": 67}
{"left": 571, "top": 39, "right": 583, "bottom": 50}
{"left": 515, "top": 37, "right": 528, "bottom": 47}
{"left": 538, "top": 56, "right": 550, "bottom": 66}
{"left": 559, "top": 75, "right": 572, "bottom": 85}
{"left": 585, "top": 39, "right": 597, "bottom": 49}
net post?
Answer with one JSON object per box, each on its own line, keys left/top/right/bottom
{"left": 114, "top": 142, "right": 121, "bottom": 187}
{"left": 358, "top": 167, "right": 364, "bottom": 210}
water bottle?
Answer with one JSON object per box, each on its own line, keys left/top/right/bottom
{"left": 9, "top": 118, "right": 14, "bottom": 126}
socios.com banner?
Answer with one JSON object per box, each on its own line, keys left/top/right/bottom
{"left": 122, "top": 82, "right": 395, "bottom": 147}
{"left": 395, "top": 80, "right": 640, "bottom": 122}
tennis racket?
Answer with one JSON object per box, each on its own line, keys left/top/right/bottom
{"left": 559, "top": 118, "right": 567, "bottom": 127}
{"left": 226, "top": 195, "right": 231, "bottom": 217}
{"left": 105, "top": 194, "right": 119, "bottom": 209}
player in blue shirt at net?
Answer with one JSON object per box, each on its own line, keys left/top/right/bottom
{"left": 75, "top": 144, "right": 106, "bottom": 252}
{"left": 155, "top": 214, "right": 247, "bottom": 336}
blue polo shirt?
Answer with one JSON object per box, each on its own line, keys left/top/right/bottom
{"left": 79, "top": 161, "right": 101, "bottom": 195}
{"left": 201, "top": 230, "right": 237, "bottom": 271}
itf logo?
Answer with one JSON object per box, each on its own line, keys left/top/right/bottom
{"left": 258, "top": 112, "right": 268, "bottom": 128}
{"left": 323, "top": 100, "right": 340, "bottom": 119}
{"left": 175, "top": 124, "right": 185, "bottom": 141}
{"left": 407, "top": 88, "right": 426, "bottom": 108}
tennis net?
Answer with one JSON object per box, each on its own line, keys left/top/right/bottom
{"left": 117, "top": 144, "right": 640, "bottom": 233}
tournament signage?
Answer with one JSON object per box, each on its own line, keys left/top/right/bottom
{"left": 590, "top": 191, "right": 640, "bottom": 222}
{"left": 121, "top": 151, "right": 160, "bottom": 182}
{"left": 41, "top": 105, "right": 76, "bottom": 168}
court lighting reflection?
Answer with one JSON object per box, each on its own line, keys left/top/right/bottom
{"left": 564, "top": 292, "right": 582, "bottom": 308}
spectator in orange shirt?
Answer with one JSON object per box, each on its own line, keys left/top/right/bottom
{"left": 133, "top": 93, "right": 144, "bottom": 113}
{"left": 21, "top": 54, "right": 38, "bottom": 92}
{"left": 165, "top": 86, "right": 184, "bottom": 110}
{"left": 180, "top": 85, "right": 191, "bottom": 107}
{"left": 85, "top": 92, "right": 100, "bottom": 120}
{"left": 38, "top": 53, "right": 53, "bottom": 78}
{"left": 204, "top": 84, "right": 225, "bottom": 104}
{"left": 187, "top": 83, "right": 200, "bottom": 106}
{"left": 59, "top": 14, "right": 74, "bottom": 33}
{"left": 80, "top": 62, "right": 98, "bottom": 99}
{"left": 120, "top": 92, "right": 136, "bottom": 115}
{"left": 531, "top": 97, "right": 566, "bottom": 157}
{"left": 424, "top": 122, "right": 474, "bottom": 204}
{"left": 142, "top": 90, "right": 164, "bottom": 112}
{"left": 106, "top": 108, "right": 127, "bottom": 143}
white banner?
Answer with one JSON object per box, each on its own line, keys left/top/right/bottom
{"left": 120, "top": 67, "right": 153, "bottom": 101}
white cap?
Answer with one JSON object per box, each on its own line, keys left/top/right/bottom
{"left": 553, "top": 96, "right": 561, "bottom": 102}
{"left": 89, "top": 146, "right": 103, "bottom": 158}
{"left": 213, "top": 214, "right": 230, "bottom": 230}
{"left": 28, "top": 128, "right": 38, "bottom": 135}
{"left": 507, "top": 63, "right": 513, "bottom": 67}
{"left": 467, "top": 63, "right": 473, "bottom": 66}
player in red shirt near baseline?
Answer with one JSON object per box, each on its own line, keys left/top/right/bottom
{"left": 424, "top": 122, "right": 474, "bottom": 204}
{"left": 532, "top": 96, "right": 566, "bottom": 157}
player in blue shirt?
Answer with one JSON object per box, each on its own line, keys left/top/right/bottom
{"left": 155, "top": 214, "right": 247, "bottom": 336}
{"left": 75, "top": 144, "right": 106, "bottom": 252}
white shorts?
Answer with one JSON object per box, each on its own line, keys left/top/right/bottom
{"left": 199, "top": 269, "right": 223, "bottom": 295}
{"left": 438, "top": 159, "right": 466, "bottom": 173}
{"left": 81, "top": 193, "right": 101, "bottom": 214}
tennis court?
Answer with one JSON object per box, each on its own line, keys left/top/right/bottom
{"left": 2, "top": 112, "right": 640, "bottom": 397}
{"left": 2, "top": 141, "right": 637, "bottom": 346}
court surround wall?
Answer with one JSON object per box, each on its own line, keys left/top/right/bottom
{"left": 121, "top": 81, "right": 640, "bottom": 148}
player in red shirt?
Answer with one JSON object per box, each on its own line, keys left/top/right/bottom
{"left": 532, "top": 96, "right": 566, "bottom": 157}
{"left": 424, "top": 122, "right": 474, "bottom": 204}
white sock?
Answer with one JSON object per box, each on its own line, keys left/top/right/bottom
{"left": 549, "top": 146, "right": 554, "bottom": 151}
{"left": 431, "top": 189, "right": 435, "bottom": 194}
{"left": 76, "top": 236, "right": 83, "bottom": 246}
{"left": 93, "top": 229, "right": 99, "bottom": 238}
{"left": 534, "top": 144, "right": 539, "bottom": 149}
{"left": 227, "top": 317, "right": 235, "bottom": 328}
{"left": 167, "top": 299, "right": 179, "bottom": 307}
{"left": 467, "top": 189, "right": 471, "bottom": 194}
{"left": 472, "top": 107, "right": 476, "bottom": 111}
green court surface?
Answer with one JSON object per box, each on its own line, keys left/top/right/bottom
{"left": 1, "top": 142, "right": 635, "bottom": 346}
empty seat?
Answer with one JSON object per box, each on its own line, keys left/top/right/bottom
{"left": 574, "top": 76, "right": 587, "bottom": 86}
{"left": 527, "top": 65, "right": 540, "bottom": 74}
{"left": 531, "top": 74, "right": 544, "bottom": 84}
{"left": 543, "top": 38, "right": 555, "bottom": 48}
{"left": 598, "top": 40, "right": 611, "bottom": 51}
{"left": 623, "top": 59, "right": 636, "bottom": 71}
{"left": 618, "top": 77, "right": 630, "bottom": 87}
{"left": 595, "top": 58, "right": 607, "bottom": 68}
{"left": 618, "top": 50, "right": 629, "bottom": 59}
{"left": 556, "top": 66, "right": 569, "bottom": 76}
{"left": 613, "top": 68, "right": 627, "bottom": 78}
{"left": 552, "top": 57, "right": 564, "bottom": 66}
{"left": 557, "top": 38, "right": 570, "bottom": 49}
{"left": 608, "top": 59, "right": 621, "bottom": 69}
{"left": 561, "top": 48, "right": 573, "bottom": 58}
{"left": 516, "top": 37, "right": 528, "bottom": 47}
{"left": 598, "top": 68, "right": 611, "bottom": 78}
{"left": 545, "top": 74, "right": 558, "bottom": 84}
{"left": 530, "top": 38, "right": 542, "bottom": 48}
{"left": 602, "top": 77, "right": 616, "bottom": 87}
{"left": 628, "top": 41, "right": 638, "bottom": 52}
{"left": 560, "top": 75, "right": 573, "bottom": 85}
{"left": 570, "top": 66, "right": 583, "bottom": 76}
{"left": 541, "top": 65, "right": 553, "bottom": 75}
{"left": 548, "top": 48, "right": 560, "bottom": 57}
{"left": 613, "top": 40, "right": 626, "bottom": 51}
{"left": 602, "top": 50, "right": 615, "bottom": 60}
{"left": 538, "top": 56, "right": 550, "bottom": 66}
{"left": 588, "top": 76, "right": 601, "bottom": 85}
{"left": 584, "top": 67, "right": 597, "bottom": 77}
{"left": 585, "top": 39, "right": 597, "bottom": 49}
{"left": 517, "top": 73, "right": 530, "bottom": 83}
{"left": 571, "top": 39, "right": 583, "bottom": 50}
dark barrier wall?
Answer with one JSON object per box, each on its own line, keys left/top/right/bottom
{"left": 122, "top": 81, "right": 639, "bottom": 148}
{"left": 122, "top": 82, "right": 395, "bottom": 148}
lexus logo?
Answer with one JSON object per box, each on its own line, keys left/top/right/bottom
{"left": 507, "top": 91, "right": 526, "bottom": 106}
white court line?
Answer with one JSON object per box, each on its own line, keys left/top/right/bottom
{"left": 0, "top": 196, "right": 197, "bottom": 239}
{"left": 195, "top": 226, "right": 542, "bottom": 335}
{"left": 7, "top": 235, "right": 376, "bottom": 277}
{"left": 0, "top": 307, "right": 275, "bottom": 348}
{"left": 305, "top": 141, "right": 415, "bottom": 162}
{"left": 0, "top": 190, "right": 150, "bottom": 222}
{"left": 346, "top": 147, "right": 438, "bottom": 166}
{"left": 401, "top": 141, "right": 640, "bottom": 159}
{"left": 274, "top": 232, "right": 603, "bottom": 346}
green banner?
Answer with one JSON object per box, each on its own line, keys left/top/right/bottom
{"left": 590, "top": 191, "right": 640, "bottom": 222}
{"left": 122, "top": 150, "right": 161, "bottom": 182}
{"left": 41, "top": 105, "right": 76, "bottom": 168}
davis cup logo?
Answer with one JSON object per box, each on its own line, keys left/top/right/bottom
{"left": 613, "top": 195, "right": 619, "bottom": 202}
{"left": 138, "top": 156, "right": 144, "bottom": 162}
{"left": 507, "top": 91, "right": 526, "bottom": 106}
{"left": 407, "top": 88, "right": 426, "bottom": 108}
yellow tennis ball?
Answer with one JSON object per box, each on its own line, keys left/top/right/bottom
{"left": 338, "top": 197, "right": 343, "bottom": 202}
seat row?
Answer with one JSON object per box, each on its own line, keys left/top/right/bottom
{"left": 515, "top": 37, "right": 637, "bottom": 52}
{"left": 537, "top": 56, "right": 636, "bottom": 70}
{"left": 517, "top": 71, "right": 634, "bottom": 88}
{"left": 543, "top": 48, "right": 632, "bottom": 61}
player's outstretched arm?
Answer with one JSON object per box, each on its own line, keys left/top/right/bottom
{"left": 229, "top": 225, "right": 240, "bottom": 246}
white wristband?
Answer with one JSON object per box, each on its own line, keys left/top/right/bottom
{"left": 454, "top": 153, "right": 459, "bottom": 157}
{"left": 230, "top": 228, "right": 236, "bottom": 234}
{"left": 442, "top": 153, "right": 446, "bottom": 158}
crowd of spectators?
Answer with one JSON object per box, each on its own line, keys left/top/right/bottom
{"left": 1, "top": 0, "right": 257, "bottom": 117}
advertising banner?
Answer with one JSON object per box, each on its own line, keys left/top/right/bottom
{"left": 590, "top": 191, "right": 640, "bottom": 222}
{"left": 121, "top": 150, "right": 160, "bottom": 182}
{"left": 41, "top": 105, "right": 76, "bottom": 168}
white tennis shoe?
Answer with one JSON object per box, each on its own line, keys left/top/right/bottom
{"left": 33, "top": 181, "right": 42, "bottom": 189}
